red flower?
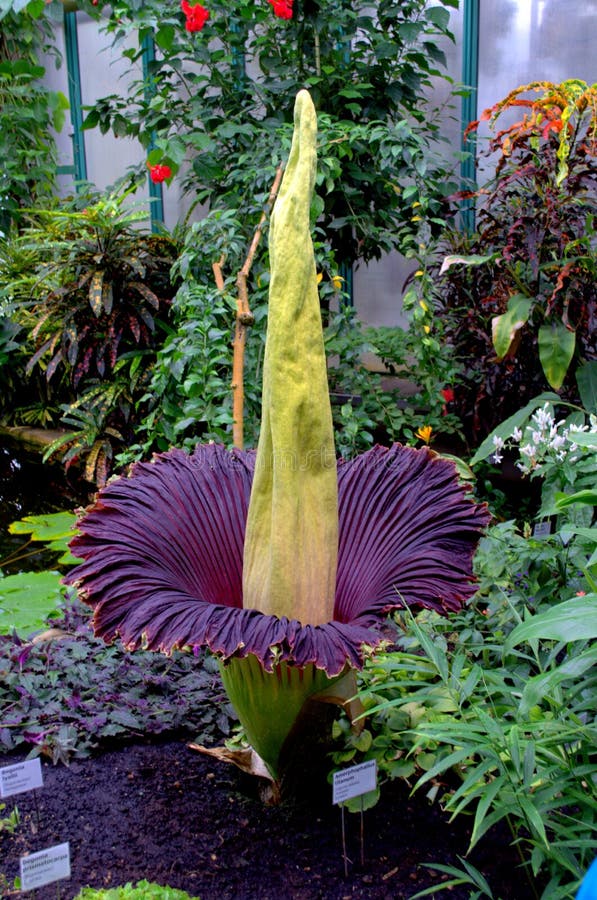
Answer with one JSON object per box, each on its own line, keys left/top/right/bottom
{"left": 441, "top": 388, "right": 455, "bottom": 404}
{"left": 148, "top": 163, "right": 172, "bottom": 184}
{"left": 181, "top": 0, "right": 209, "bottom": 32}
{"left": 268, "top": 0, "right": 293, "bottom": 19}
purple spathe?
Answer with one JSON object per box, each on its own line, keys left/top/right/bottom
{"left": 65, "top": 442, "right": 489, "bottom": 677}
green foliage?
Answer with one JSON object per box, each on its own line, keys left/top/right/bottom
{"left": 117, "top": 204, "right": 464, "bottom": 466}
{"left": 73, "top": 880, "right": 200, "bottom": 899}
{"left": 0, "top": 569, "right": 66, "bottom": 635}
{"left": 81, "top": 0, "right": 459, "bottom": 268}
{"left": 0, "top": 4, "right": 66, "bottom": 231}
{"left": 410, "top": 857, "right": 494, "bottom": 899}
{"left": 436, "top": 80, "right": 597, "bottom": 445}
{"left": 0, "top": 510, "right": 79, "bottom": 634}
{"left": 0, "top": 802, "right": 20, "bottom": 834}
{"left": 0, "top": 599, "right": 237, "bottom": 763}
{"left": 325, "top": 304, "right": 462, "bottom": 457}
{"left": 118, "top": 209, "right": 269, "bottom": 461}
{"left": 1, "top": 189, "right": 179, "bottom": 484}
{"left": 7, "top": 510, "right": 79, "bottom": 563}
{"left": 332, "top": 404, "right": 596, "bottom": 897}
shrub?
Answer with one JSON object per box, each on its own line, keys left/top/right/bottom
{"left": 435, "top": 80, "right": 597, "bottom": 445}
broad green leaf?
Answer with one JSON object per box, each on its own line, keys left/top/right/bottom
{"left": 576, "top": 359, "right": 597, "bottom": 413}
{"left": 0, "top": 570, "right": 64, "bottom": 635}
{"left": 506, "top": 596, "right": 597, "bottom": 648}
{"left": 49, "top": 91, "right": 69, "bottom": 133}
{"left": 8, "top": 511, "right": 80, "bottom": 564}
{"left": 8, "top": 511, "right": 77, "bottom": 542}
{"left": 538, "top": 321, "right": 576, "bottom": 390}
{"left": 341, "top": 787, "right": 380, "bottom": 813}
{"left": 491, "top": 294, "right": 532, "bottom": 359}
{"left": 424, "top": 6, "right": 451, "bottom": 29}
{"left": 566, "top": 431, "right": 597, "bottom": 450}
{"left": 555, "top": 490, "right": 597, "bottom": 509}
{"left": 154, "top": 25, "right": 175, "bottom": 53}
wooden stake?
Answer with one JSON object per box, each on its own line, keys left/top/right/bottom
{"left": 229, "top": 163, "right": 284, "bottom": 450}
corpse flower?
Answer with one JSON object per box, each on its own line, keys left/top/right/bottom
{"left": 65, "top": 91, "right": 489, "bottom": 787}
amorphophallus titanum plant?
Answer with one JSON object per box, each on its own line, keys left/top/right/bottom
{"left": 65, "top": 91, "right": 489, "bottom": 790}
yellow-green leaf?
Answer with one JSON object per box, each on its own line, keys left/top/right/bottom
{"left": 491, "top": 294, "right": 532, "bottom": 359}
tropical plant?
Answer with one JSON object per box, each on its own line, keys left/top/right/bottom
{"left": 0, "top": 188, "right": 179, "bottom": 483}
{"left": 436, "top": 79, "right": 597, "bottom": 444}
{"left": 80, "top": 0, "right": 459, "bottom": 268}
{"left": 43, "top": 352, "right": 156, "bottom": 487}
{"left": 0, "top": 1, "right": 67, "bottom": 233}
{"left": 64, "top": 92, "right": 489, "bottom": 797}
{"left": 13, "top": 189, "right": 178, "bottom": 390}
{"left": 332, "top": 393, "right": 596, "bottom": 898}
{"left": 73, "top": 883, "right": 200, "bottom": 900}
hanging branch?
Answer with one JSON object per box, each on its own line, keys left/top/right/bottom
{"left": 230, "top": 162, "right": 284, "bottom": 450}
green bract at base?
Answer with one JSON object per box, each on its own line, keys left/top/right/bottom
{"left": 218, "top": 653, "right": 359, "bottom": 782}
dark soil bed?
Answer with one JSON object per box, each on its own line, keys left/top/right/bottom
{"left": 1, "top": 737, "right": 527, "bottom": 900}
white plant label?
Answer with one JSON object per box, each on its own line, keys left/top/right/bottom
{"left": 20, "top": 842, "right": 71, "bottom": 890}
{"left": 0, "top": 758, "right": 43, "bottom": 798}
{"left": 333, "top": 759, "right": 377, "bottom": 805}
{"left": 533, "top": 521, "right": 552, "bottom": 537}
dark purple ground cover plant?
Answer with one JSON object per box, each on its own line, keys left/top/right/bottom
{"left": 0, "top": 600, "right": 235, "bottom": 764}
{"left": 65, "top": 91, "right": 489, "bottom": 796}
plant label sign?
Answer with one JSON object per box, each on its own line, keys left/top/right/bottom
{"left": 0, "top": 758, "right": 43, "bottom": 798}
{"left": 20, "top": 842, "right": 71, "bottom": 891}
{"left": 333, "top": 760, "right": 377, "bottom": 805}
{"left": 533, "top": 520, "right": 552, "bottom": 538}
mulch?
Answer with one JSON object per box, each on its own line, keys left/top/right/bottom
{"left": 0, "top": 737, "right": 528, "bottom": 900}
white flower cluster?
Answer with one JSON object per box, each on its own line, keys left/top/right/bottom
{"left": 491, "top": 403, "right": 597, "bottom": 475}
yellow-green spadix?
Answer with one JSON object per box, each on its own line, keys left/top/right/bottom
{"left": 242, "top": 89, "right": 338, "bottom": 626}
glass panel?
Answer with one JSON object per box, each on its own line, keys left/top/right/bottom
{"left": 478, "top": 0, "right": 596, "bottom": 114}
{"left": 38, "top": 25, "right": 73, "bottom": 196}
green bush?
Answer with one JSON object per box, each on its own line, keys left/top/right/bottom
{"left": 74, "top": 880, "right": 200, "bottom": 899}
{"left": 332, "top": 401, "right": 597, "bottom": 898}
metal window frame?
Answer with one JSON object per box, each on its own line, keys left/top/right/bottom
{"left": 460, "top": 0, "right": 479, "bottom": 231}
{"left": 61, "top": 9, "right": 88, "bottom": 185}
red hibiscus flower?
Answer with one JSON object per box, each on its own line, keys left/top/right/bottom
{"left": 268, "top": 0, "right": 293, "bottom": 20}
{"left": 181, "top": 0, "right": 209, "bottom": 32}
{"left": 148, "top": 163, "right": 172, "bottom": 184}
